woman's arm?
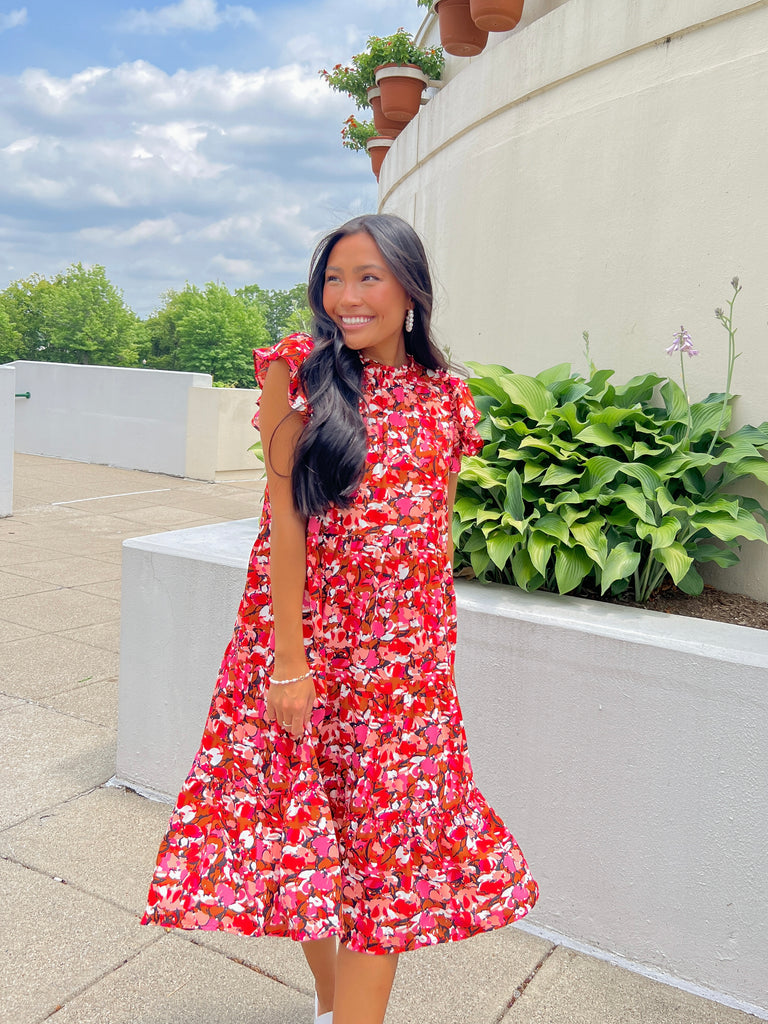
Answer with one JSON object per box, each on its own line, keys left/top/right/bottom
{"left": 446, "top": 472, "right": 459, "bottom": 564}
{"left": 258, "top": 358, "right": 316, "bottom": 738}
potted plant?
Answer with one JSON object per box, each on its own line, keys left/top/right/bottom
{"left": 470, "top": 0, "right": 524, "bottom": 32}
{"left": 367, "top": 86, "right": 405, "bottom": 135}
{"left": 319, "top": 60, "right": 375, "bottom": 110}
{"left": 433, "top": 0, "right": 489, "bottom": 57}
{"left": 341, "top": 116, "right": 396, "bottom": 180}
{"left": 367, "top": 29, "right": 444, "bottom": 123}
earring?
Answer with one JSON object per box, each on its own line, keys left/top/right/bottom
{"left": 405, "top": 308, "right": 415, "bottom": 333}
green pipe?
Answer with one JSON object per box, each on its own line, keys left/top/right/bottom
{"left": 15, "top": 392, "right": 31, "bottom": 399}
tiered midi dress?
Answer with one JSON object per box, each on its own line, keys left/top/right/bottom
{"left": 142, "top": 333, "right": 538, "bottom": 953}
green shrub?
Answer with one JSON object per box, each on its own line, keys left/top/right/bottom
{"left": 453, "top": 358, "right": 768, "bottom": 602}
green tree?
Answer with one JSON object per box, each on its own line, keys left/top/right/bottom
{"left": 0, "top": 304, "right": 22, "bottom": 362}
{"left": 143, "top": 282, "right": 270, "bottom": 387}
{"left": 236, "top": 283, "right": 310, "bottom": 346}
{"left": 0, "top": 264, "right": 143, "bottom": 366}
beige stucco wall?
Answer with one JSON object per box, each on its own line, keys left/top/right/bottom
{"left": 185, "top": 385, "right": 262, "bottom": 481}
{"left": 383, "top": 0, "right": 768, "bottom": 601}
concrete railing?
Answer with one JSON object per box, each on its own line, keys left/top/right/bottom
{"left": 116, "top": 518, "right": 768, "bottom": 1016}
{"left": 8, "top": 361, "right": 261, "bottom": 481}
{"left": 0, "top": 364, "right": 15, "bottom": 516}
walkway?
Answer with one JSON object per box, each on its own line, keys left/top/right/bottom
{"left": 0, "top": 454, "right": 760, "bottom": 1023}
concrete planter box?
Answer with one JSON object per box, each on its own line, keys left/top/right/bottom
{"left": 116, "top": 520, "right": 768, "bottom": 1016}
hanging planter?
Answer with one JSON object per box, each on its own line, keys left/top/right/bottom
{"left": 470, "top": 0, "right": 524, "bottom": 32}
{"left": 366, "top": 136, "right": 394, "bottom": 181}
{"left": 434, "top": 0, "right": 488, "bottom": 57}
{"left": 374, "top": 64, "right": 429, "bottom": 123}
{"left": 367, "top": 86, "right": 405, "bottom": 136}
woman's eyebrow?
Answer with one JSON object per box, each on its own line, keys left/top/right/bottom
{"left": 325, "top": 264, "right": 385, "bottom": 273}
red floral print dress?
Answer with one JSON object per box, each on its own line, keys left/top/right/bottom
{"left": 142, "top": 333, "right": 538, "bottom": 953}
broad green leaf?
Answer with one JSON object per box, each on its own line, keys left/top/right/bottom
{"left": 576, "top": 424, "right": 631, "bottom": 451}
{"left": 653, "top": 542, "right": 693, "bottom": 585}
{"left": 660, "top": 379, "right": 691, "bottom": 422}
{"left": 612, "top": 372, "right": 665, "bottom": 407}
{"left": 500, "top": 374, "right": 554, "bottom": 421}
{"left": 554, "top": 545, "right": 593, "bottom": 594}
{"left": 723, "top": 457, "right": 768, "bottom": 485}
{"left": 476, "top": 508, "right": 503, "bottom": 524}
{"left": 519, "top": 436, "right": 564, "bottom": 458}
{"left": 462, "top": 528, "right": 488, "bottom": 553}
{"left": 527, "top": 531, "right": 555, "bottom": 575}
{"left": 622, "top": 462, "right": 663, "bottom": 498}
{"left": 511, "top": 548, "right": 540, "bottom": 591}
{"left": 636, "top": 514, "right": 680, "bottom": 551}
{"left": 556, "top": 381, "right": 593, "bottom": 404}
{"left": 676, "top": 565, "right": 704, "bottom": 595}
{"left": 504, "top": 469, "right": 525, "bottom": 519}
{"left": 540, "top": 463, "right": 581, "bottom": 487}
{"left": 580, "top": 455, "right": 622, "bottom": 490}
{"left": 467, "top": 361, "right": 514, "bottom": 383}
{"left": 608, "top": 483, "right": 652, "bottom": 521}
{"left": 546, "top": 489, "right": 586, "bottom": 508}
{"left": 724, "top": 422, "right": 768, "bottom": 446}
{"left": 570, "top": 519, "right": 608, "bottom": 568}
{"left": 523, "top": 461, "right": 546, "bottom": 483}
{"left": 689, "top": 401, "right": 731, "bottom": 441}
{"left": 486, "top": 529, "right": 519, "bottom": 570}
{"left": 534, "top": 513, "right": 570, "bottom": 544}
{"left": 470, "top": 548, "right": 491, "bottom": 578}
{"left": 689, "top": 509, "right": 767, "bottom": 544}
{"left": 587, "top": 368, "right": 615, "bottom": 396}
{"left": 693, "top": 543, "right": 740, "bottom": 568}
{"left": 535, "top": 363, "right": 572, "bottom": 386}
{"left": 460, "top": 458, "right": 506, "bottom": 489}
{"left": 554, "top": 402, "right": 587, "bottom": 435}
{"left": 453, "top": 495, "right": 480, "bottom": 522}
{"left": 559, "top": 506, "right": 593, "bottom": 527}
{"left": 599, "top": 541, "right": 641, "bottom": 594}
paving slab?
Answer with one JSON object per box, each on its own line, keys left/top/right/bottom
{"left": 385, "top": 927, "right": 552, "bottom": 1024}
{"left": 0, "top": 587, "right": 119, "bottom": 630}
{"left": 0, "top": 571, "right": 57, "bottom": 599}
{"left": 48, "top": 933, "right": 312, "bottom": 1024}
{"left": 78, "top": 578, "right": 123, "bottom": 602}
{"left": 0, "top": 539, "right": 51, "bottom": 565}
{"left": 0, "top": 618, "right": 36, "bottom": 642}
{"left": 43, "top": 676, "right": 119, "bottom": 728}
{"left": 4, "top": 554, "right": 121, "bottom": 587}
{"left": 190, "top": 929, "right": 317, "bottom": 993}
{"left": 0, "top": 633, "right": 120, "bottom": 698}
{"left": 59, "top": 620, "right": 122, "bottom": 652}
{"left": 0, "top": 785, "right": 171, "bottom": 913}
{"left": 0, "top": 692, "right": 23, "bottom": 711}
{"left": 0, "top": 858, "right": 158, "bottom": 1024}
{"left": 110, "top": 506, "right": 221, "bottom": 529}
{"left": 0, "top": 703, "right": 115, "bottom": 830}
{"left": 504, "top": 947, "right": 760, "bottom": 1024}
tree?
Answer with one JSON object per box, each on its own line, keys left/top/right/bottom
{"left": 143, "top": 282, "right": 270, "bottom": 387}
{"left": 236, "top": 283, "right": 311, "bottom": 346}
{"left": 0, "top": 264, "right": 144, "bottom": 366}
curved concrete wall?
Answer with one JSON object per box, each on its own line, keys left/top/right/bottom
{"left": 382, "top": 0, "right": 768, "bottom": 601}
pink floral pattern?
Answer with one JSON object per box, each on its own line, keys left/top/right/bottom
{"left": 142, "top": 333, "right": 538, "bottom": 953}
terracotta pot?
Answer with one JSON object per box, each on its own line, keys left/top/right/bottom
{"left": 470, "top": 0, "right": 524, "bottom": 32}
{"left": 366, "top": 136, "right": 394, "bottom": 181}
{"left": 434, "top": 0, "right": 488, "bottom": 57}
{"left": 374, "top": 64, "right": 428, "bottom": 123}
{"left": 367, "top": 87, "right": 404, "bottom": 136}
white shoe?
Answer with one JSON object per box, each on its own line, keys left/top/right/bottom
{"left": 315, "top": 992, "right": 333, "bottom": 1024}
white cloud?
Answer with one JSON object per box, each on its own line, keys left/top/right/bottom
{"left": 117, "top": 0, "right": 259, "bottom": 34}
{"left": 0, "top": 7, "right": 26, "bottom": 32}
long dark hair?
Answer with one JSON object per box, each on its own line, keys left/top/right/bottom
{"left": 291, "top": 214, "right": 449, "bottom": 518}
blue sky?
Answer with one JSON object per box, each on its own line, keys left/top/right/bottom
{"left": 0, "top": 1, "right": 425, "bottom": 315}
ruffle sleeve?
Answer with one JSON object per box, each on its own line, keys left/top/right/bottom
{"left": 449, "top": 376, "right": 483, "bottom": 472}
{"left": 251, "top": 332, "right": 314, "bottom": 430}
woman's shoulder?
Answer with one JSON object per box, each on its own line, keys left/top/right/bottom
{"left": 252, "top": 333, "right": 314, "bottom": 387}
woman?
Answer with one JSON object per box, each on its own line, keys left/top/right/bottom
{"left": 142, "top": 214, "right": 538, "bottom": 1024}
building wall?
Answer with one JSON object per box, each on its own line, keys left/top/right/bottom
{"left": 0, "top": 365, "right": 15, "bottom": 517}
{"left": 383, "top": 0, "right": 768, "bottom": 600}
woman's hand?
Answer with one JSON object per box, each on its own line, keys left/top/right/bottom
{"left": 265, "top": 665, "right": 316, "bottom": 739}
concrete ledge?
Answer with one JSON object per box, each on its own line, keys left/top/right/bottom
{"left": 116, "top": 519, "right": 768, "bottom": 1013}
{"left": 0, "top": 364, "right": 15, "bottom": 516}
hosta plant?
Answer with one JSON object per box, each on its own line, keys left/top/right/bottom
{"left": 453, "top": 322, "right": 768, "bottom": 602}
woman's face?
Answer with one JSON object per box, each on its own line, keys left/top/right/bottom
{"left": 322, "top": 231, "right": 413, "bottom": 366}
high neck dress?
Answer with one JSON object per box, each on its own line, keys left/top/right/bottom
{"left": 142, "top": 333, "right": 538, "bottom": 953}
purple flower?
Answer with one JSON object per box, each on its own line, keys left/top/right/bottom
{"left": 666, "top": 326, "right": 699, "bottom": 358}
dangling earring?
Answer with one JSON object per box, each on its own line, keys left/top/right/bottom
{"left": 405, "top": 307, "right": 415, "bottom": 333}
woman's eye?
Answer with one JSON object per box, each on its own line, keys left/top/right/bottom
{"left": 362, "top": 274, "right": 379, "bottom": 282}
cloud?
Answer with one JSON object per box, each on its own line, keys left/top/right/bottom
{"left": 0, "top": 7, "right": 27, "bottom": 32}
{"left": 0, "top": 57, "right": 376, "bottom": 313}
{"left": 116, "top": 0, "right": 259, "bottom": 34}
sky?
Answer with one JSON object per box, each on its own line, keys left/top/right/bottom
{"left": 0, "top": 0, "right": 425, "bottom": 315}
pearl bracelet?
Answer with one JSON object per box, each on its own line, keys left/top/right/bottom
{"left": 269, "top": 669, "right": 312, "bottom": 686}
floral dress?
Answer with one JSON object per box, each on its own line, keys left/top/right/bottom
{"left": 142, "top": 333, "right": 538, "bottom": 953}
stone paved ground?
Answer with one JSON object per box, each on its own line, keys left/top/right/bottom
{"left": 0, "top": 454, "right": 762, "bottom": 1023}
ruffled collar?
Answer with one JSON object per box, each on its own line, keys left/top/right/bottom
{"left": 360, "top": 353, "right": 417, "bottom": 382}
